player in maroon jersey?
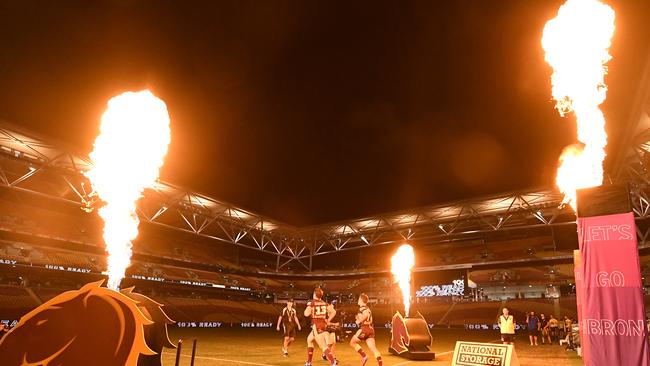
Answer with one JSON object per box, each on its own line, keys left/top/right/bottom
{"left": 322, "top": 299, "right": 340, "bottom": 363}
{"left": 349, "top": 294, "right": 382, "bottom": 366}
{"left": 303, "top": 287, "right": 337, "bottom": 366}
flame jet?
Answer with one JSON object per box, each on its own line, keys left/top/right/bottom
{"left": 391, "top": 244, "right": 415, "bottom": 317}
{"left": 542, "top": 0, "right": 615, "bottom": 210}
{"left": 86, "top": 90, "right": 171, "bottom": 290}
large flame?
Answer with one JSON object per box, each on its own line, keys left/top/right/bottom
{"left": 85, "top": 90, "right": 171, "bottom": 290}
{"left": 542, "top": 0, "right": 615, "bottom": 210}
{"left": 391, "top": 244, "right": 415, "bottom": 317}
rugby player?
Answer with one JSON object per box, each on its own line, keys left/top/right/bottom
{"left": 276, "top": 298, "right": 301, "bottom": 357}
{"left": 349, "top": 294, "right": 382, "bottom": 366}
{"left": 304, "top": 287, "right": 337, "bottom": 366}
{"left": 322, "top": 299, "right": 341, "bottom": 363}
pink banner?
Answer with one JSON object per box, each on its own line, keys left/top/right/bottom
{"left": 577, "top": 212, "right": 650, "bottom": 366}
{"left": 573, "top": 250, "right": 590, "bottom": 363}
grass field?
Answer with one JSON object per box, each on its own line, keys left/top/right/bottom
{"left": 162, "top": 328, "right": 582, "bottom": 366}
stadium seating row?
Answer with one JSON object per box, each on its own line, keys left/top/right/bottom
{"left": 0, "top": 281, "right": 580, "bottom": 327}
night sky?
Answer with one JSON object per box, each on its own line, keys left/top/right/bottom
{"left": 0, "top": 1, "right": 648, "bottom": 225}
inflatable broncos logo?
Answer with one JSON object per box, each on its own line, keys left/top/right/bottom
{"left": 389, "top": 311, "right": 435, "bottom": 360}
{"left": 121, "top": 287, "right": 176, "bottom": 366}
{"left": 390, "top": 311, "right": 412, "bottom": 354}
{"left": 0, "top": 281, "right": 175, "bottom": 366}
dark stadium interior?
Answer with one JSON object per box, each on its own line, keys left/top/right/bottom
{"left": 0, "top": 1, "right": 650, "bottom": 365}
{"left": 1, "top": 1, "right": 649, "bottom": 226}
{"left": 3, "top": 182, "right": 650, "bottom": 330}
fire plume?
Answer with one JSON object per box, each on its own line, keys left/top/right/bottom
{"left": 391, "top": 244, "right": 415, "bottom": 317}
{"left": 542, "top": 0, "right": 615, "bottom": 210}
{"left": 86, "top": 90, "right": 171, "bottom": 290}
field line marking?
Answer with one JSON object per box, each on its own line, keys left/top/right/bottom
{"left": 171, "top": 352, "right": 278, "bottom": 366}
{"left": 392, "top": 361, "right": 413, "bottom": 366}
{"left": 194, "top": 355, "right": 277, "bottom": 366}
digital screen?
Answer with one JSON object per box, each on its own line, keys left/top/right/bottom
{"left": 415, "top": 279, "right": 464, "bottom": 297}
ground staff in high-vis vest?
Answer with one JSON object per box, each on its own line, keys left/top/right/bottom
{"left": 499, "top": 307, "right": 515, "bottom": 345}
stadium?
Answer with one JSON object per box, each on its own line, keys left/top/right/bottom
{"left": 1, "top": 1, "right": 650, "bottom": 366}
{"left": 0, "top": 121, "right": 619, "bottom": 366}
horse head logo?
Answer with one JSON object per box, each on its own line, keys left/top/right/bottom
{"left": 390, "top": 311, "right": 411, "bottom": 354}
{"left": 0, "top": 281, "right": 155, "bottom": 366}
{"left": 121, "top": 287, "right": 176, "bottom": 366}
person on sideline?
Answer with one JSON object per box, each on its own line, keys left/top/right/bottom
{"left": 526, "top": 311, "right": 540, "bottom": 346}
{"left": 548, "top": 315, "right": 560, "bottom": 344}
{"left": 539, "top": 313, "right": 550, "bottom": 345}
{"left": 498, "top": 307, "right": 515, "bottom": 345}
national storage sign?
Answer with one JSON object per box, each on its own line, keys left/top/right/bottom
{"left": 451, "top": 341, "right": 519, "bottom": 366}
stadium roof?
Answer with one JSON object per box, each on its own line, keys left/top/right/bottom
{"left": 0, "top": 53, "right": 649, "bottom": 272}
{"left": 0, "top": 123, "right": 572, "bottom": 264}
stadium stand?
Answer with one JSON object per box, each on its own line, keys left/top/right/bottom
{"left": 412, "top": 301, "right": 455, "bottom": 325}
{"left": 0, "top": 285, "right": 38, "bottom": 309}
{"left": 31, "top": 286, "right": 69, "bottom": 303}
{"left": 507, "top": 298, "right": 556, "bottom": 317}
{"left": 0, "top": 194, "right": 586, "bottom": 331}
{"left": 445, "top": 301, "right": 502, "bottom": 325}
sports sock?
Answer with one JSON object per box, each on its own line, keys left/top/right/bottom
{"left": 324, "top": 348, "right": 335, "bottom": 363}
{"left": 307, "top": 347, "right": 314, "bottom": 363}
{"left": 356, "top": 347, "right": 367, "bottom": 358}
{"left": 376, "top": 356, "right": 383, "bottom": 366}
